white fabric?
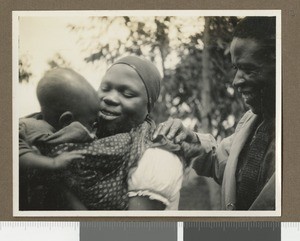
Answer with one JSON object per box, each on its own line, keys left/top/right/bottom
{"left": 128, "top": 148, "right": 183, "bottom": 210}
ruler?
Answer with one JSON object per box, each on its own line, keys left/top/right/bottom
{"left": 0, "top": 222, "right": 299, "bottom": 241}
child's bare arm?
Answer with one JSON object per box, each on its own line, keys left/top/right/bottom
{"left": 20, "top": 151, "right": 83, "bottom": 171}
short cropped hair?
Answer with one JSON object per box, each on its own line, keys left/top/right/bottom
{"left": 36, "top": 68, "right": 98, "bottom": 128}
{"left": 234, "top": 17, "right": 276, "bottom": 60}
{"left": 234, "top": 17, "right": 275, "bottom": 41}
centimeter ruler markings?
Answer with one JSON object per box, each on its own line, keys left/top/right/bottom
{"left": 183, "top": 222, "right": 281, "bottom": 241}
{"left": 0, "top": 222, "right": 299, "bottom": 240}
{"left": 0, "top": 221, "right": 79, "bottom": 229}
{"left": 81, "top": 221, "right": 177, "bottom": 229}
{"left": 0, "top": 222, "right": 80, "bottom": 241}
{"left": 81, "top": 222, "right": 177, "bottom": 241}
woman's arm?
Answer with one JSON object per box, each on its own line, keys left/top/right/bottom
{"left": 128, "top": 196, "right": 165, "bottom": 210}
{"left": 127, "top": 148, "right": 183, "bottom": 210}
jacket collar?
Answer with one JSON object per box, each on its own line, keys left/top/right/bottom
{"left": 222, "top": 112, "right": 259, "bottom": 209}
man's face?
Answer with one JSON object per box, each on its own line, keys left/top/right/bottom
{"left": 230, "top": 37, "right": 275, "bottom": 115}
{"left": 97, "top": 64, "right": 148, "bottom": 135}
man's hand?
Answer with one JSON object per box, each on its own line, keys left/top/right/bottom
{"left": 153, "top": 118, "right": 199, "bottom": 144}
{"left": 53, "top": 151, "right": 84, "bottom": 170}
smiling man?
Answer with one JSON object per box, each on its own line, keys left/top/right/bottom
{"left": 223, "top": 17, "right": 276, "bottom": 210}
{"left": 231, "top": 17, "right": 276, "bottom": 118}
{"left": 153, "top": 17, "right": 277, "bottom": 210}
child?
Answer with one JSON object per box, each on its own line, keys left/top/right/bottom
{"left": 19, "top": 67, "right": 99, "bottom": 210}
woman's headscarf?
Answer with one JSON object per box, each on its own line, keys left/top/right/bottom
{"left": 111, "top": 56, "right": 161, "bottom": 112}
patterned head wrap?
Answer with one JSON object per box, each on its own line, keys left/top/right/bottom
{"left": 111, "top": 56, "right": 161, "bottom": 112}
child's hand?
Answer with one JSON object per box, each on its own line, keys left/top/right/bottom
{"left": 53, "top": 151, "right": 84, "bottom": 170}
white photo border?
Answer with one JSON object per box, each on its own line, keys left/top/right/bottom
{"left": 13, "top": 9, "right": 282, "bottom": 217}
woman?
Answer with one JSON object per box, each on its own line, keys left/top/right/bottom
{"left": 46, "top": 56, "right": 184, "bottom": 210}
{"left": 95, "top": 56, "right": 184, "bottom": 210}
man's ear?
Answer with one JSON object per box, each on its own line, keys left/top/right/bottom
{"left": 58, "top": 111, "right": 74, "bottom": 128}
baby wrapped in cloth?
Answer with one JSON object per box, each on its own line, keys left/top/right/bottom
{"left": 43, "top": 118, "right": 184, "bottom": 210}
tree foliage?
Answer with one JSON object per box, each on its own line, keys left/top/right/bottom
{"left": 164, "top": 17, "right": 245, "bottom": 139}
{"left": 69, "top": 16, "right": 246, "bottom": 140}
{"left": 47, "top": 53, "right": 71, "bottom": 69}
{"left": 19, "top": 55, "right": 32, "bottom": 83}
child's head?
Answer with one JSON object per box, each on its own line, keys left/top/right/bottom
{"left": 37, "top": 68, "right": 99, "bottom": 131}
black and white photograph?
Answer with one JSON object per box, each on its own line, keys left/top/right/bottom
{"left": 13, "top": 10, "right": 281, "bottom": 216}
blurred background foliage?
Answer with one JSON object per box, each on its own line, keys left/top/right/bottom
{"left": 19, "top": 55, "right": 32, "bottom": 83}
{"left": 19, "top": 16, "right": 247, "bottom": 209}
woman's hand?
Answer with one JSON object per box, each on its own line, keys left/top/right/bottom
{"left": 152, "top": 118, "right": 199, "bottom": 144}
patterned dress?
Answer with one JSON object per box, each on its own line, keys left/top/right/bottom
{"left": 46, "top": 121, "right": 155, "bottom": 210}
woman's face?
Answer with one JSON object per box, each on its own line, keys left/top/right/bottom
{"left": 97, "top": 64, "right": 148, "bottom": 135}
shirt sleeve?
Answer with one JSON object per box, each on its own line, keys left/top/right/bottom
{"left": 191, "top": 133, "right": 218, "bottom": 177}
{"left": 193, "top": 134, "right": 234, "bottom": 184}
{"left": 192, "top": 111, "right": 254, "bottom": 184}
{"left": 19, "top": 120, "right": 34, "bottom": 157}
{"left": 128, "top": 148, "right": 183, "bottom": 209}
{"left": 19, "top": 118, "right": 55, "bottom": 157}
{"left": 192, "top": 132, "right": 234, "bottom": 184}
{"left": 211, "top": 135, "right": 234, "bottom": 184}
